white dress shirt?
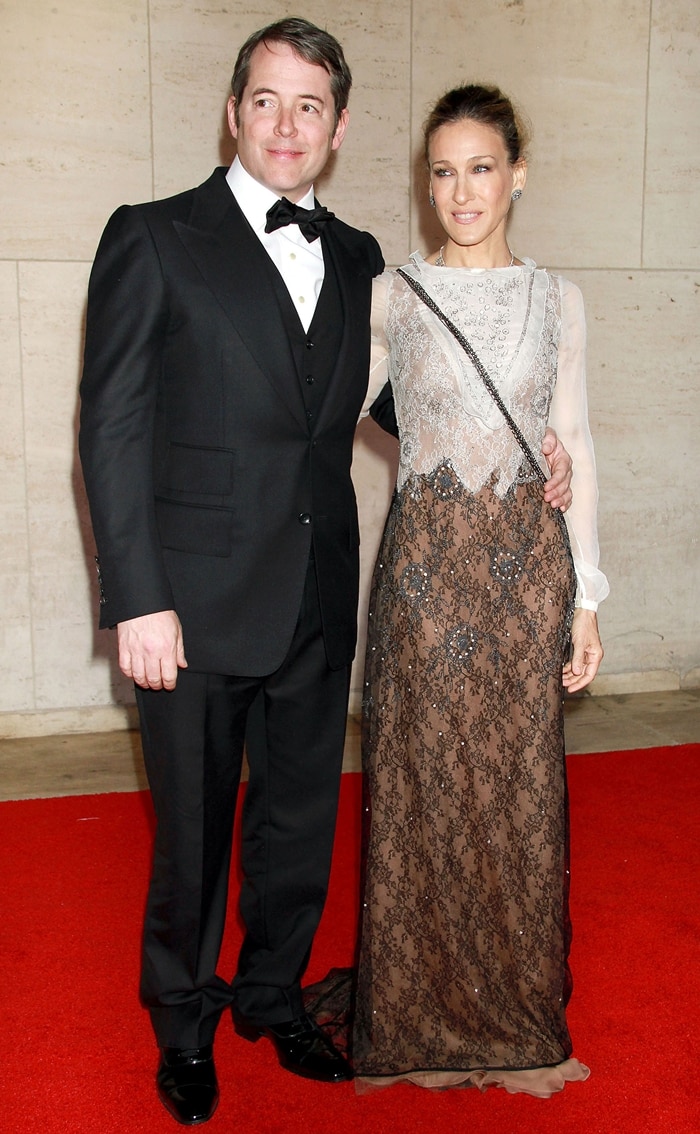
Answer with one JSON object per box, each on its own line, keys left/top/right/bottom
{"left": 226, "top": 157, "right": 325, "bottom": 332}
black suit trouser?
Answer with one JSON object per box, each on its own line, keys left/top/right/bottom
{"left": 135, "top": 559, "right": 351, "bottom": 1048}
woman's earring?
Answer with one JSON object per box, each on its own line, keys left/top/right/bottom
{"left": 429, "top": 194, "right": 435, "bottom": 207}
{"left": 511, "top": 189, "right": 522, "bottom": 202}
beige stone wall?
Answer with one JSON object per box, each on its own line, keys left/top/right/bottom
{"left": 1, "top": 0, "right": 698, "bottom": 736}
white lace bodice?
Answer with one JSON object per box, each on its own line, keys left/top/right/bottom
{"left": 363, "top": 253, "right": 608, "bottom": 609}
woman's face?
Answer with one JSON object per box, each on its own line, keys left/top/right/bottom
{"left": 428, "top": 118, "right": 526, "bottom": 256}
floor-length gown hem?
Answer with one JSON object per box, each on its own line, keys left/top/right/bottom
{"left": 357, "top": 1058, "right": 590, "bottom": 1098}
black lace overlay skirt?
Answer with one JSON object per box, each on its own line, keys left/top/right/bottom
{"left": 353, "top": 462, "right": 577, "bottom": 1077}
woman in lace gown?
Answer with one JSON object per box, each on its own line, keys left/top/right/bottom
{"left": 353, "top": 85, "right": 608, "bottom": 1097}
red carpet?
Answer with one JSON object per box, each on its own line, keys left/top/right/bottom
{"left": 2, "top": 745, "right": 699, "bottom": 1133}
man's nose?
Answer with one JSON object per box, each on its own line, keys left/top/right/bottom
{"left": 274, "top": 106, "right": 297, "bottom": 136}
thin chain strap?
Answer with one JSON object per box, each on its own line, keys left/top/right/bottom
{"left": 395, "top": 267, "right": 546, "bottom": 485}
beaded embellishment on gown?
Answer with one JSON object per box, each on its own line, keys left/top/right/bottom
{"left": 352, "top": 257, "right": 589, "bottom": 1096}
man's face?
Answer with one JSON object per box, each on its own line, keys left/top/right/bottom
{"left": 228, "top": 41, "right": 349, "bottom": 201}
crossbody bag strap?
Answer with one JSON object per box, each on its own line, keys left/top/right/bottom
{"left": 395, "top": 267, "right": 546, "bottom": 485}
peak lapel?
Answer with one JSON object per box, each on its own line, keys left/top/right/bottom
{"left": 173, "top": 171, "right": 307, "bottom": 429}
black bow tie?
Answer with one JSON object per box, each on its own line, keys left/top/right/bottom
{"left": 265, "top": 197, "right": 335, "bottom": 242}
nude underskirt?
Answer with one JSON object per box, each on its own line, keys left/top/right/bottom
{"left": 357, "top": 1057, "right": 590, "bottom": 1098}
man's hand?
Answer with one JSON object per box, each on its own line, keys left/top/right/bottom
{"left": 117, "top": 610, "right": 187, "bottom": 691}
{"left": 563, "top": 608, "right": 603, "bottom": 694}
{"left": 541, "top": 427, "right": 572, "bottom": 512}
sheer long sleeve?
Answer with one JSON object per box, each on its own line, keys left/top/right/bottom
{"left": 548, "top": 278, "right": 609, "bottom": 609}
{"left": 359, "top": 275, "right": 390, "bottom": 420}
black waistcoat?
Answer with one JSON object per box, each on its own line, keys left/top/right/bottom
{"left": 264, "top": 246, "right": 344, "bottom": 425}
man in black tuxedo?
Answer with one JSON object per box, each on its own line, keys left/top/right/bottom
{"left": 80, "top": 18, "right": 382, "bottom": 1123}
{"left": 80, "top": 16, "right": 571, "bottom": 1126}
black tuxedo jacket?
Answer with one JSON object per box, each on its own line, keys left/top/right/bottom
{"left": 79, "top": 168, "right": 384, "bottom": 674}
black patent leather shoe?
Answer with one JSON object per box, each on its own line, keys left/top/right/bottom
{"left": 232, "top": 1009, "right": 353, "bottom": 1082}
{"left": 156, "top": 1045, "right": 219, "bottom": 1126}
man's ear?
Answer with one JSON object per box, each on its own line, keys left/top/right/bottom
{"left": 227, "top": 96, "right": 238, "bottom": 140}
{"left": 331, "top": 107, "right": 350, "bottom": 152}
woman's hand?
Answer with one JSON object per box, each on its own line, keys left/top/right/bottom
{"left": 541, "top": 427, "right": 573, "bottom": 512}
{"left": 563, "top": 608, "right": 603, "bottom": 694}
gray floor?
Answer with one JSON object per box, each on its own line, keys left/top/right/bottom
{"left": 1, "top": 688, "right": 699, "bottom": 802}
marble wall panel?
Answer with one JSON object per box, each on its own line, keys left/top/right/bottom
{"left": 0, "top": 265, "right": 26, "bottom": 514}
{"left": 18, "top": 262, "right": 133, "bottom": 710}
{"left": 0, "top": 0, "right": 152, "bottom": 261}
{"left": 2, "top": 2, "right": 699, "bottom": 733}
{"left": 148, "top": 0, "right": 244, "bottom": 196}
{"left": 148, "top": 1, "right": 411, "bottom": 263}
{"left": 563, "top": 268, "right": 700, "bottom": 681}
{"left": 410, "top": 0, "right": 650, "bottom": 269}
{"left": 314, "top": 5, "right": 412, "bottom": 265}
{"left": 0, "top": 263, "right": 34, "bottom": 711}
{"left": 644, "top": 0, "right": 700, "bottom": 267}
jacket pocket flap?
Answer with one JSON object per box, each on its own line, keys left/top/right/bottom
{"left": 156, "top": 499, "right": 232, "bottom": 557}
{"left": 163, "top": 443, "right": 235, "bottom": 495}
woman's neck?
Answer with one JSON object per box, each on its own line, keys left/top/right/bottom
{"left": 439, "top": 237, "right": 515, "bottom": 269}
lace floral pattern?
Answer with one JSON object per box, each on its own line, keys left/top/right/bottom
{"left": 386, "top": 258, "right": 560, "bottom": 500}
{"left": 353, "top": 259, "right": 582, "bottom": 1085}
{"left": 354, "top": 471, "right": 576, "bottom": 1078}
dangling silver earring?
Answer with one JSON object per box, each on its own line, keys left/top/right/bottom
{"left": 429, "top": 194, "right": 435, "bottom": 207}
{"left": 511, "top": 189, "right": 522, "bottom": 202}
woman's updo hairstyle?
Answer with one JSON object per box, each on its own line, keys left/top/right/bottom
{"left": 423, "top": 84, "right": 529, "bottom": 166}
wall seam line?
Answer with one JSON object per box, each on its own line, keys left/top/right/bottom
{"left": 641, "top": 0, "right": 654, "bottom": 269}
{"left": 408, "top": 2, "right": 415, "bottom": 262}
{"left": 15, "top": 260, "right": 37, "bottom": 711}
{"left": 147, "top": 0, "right": 155, "bottom": 200}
